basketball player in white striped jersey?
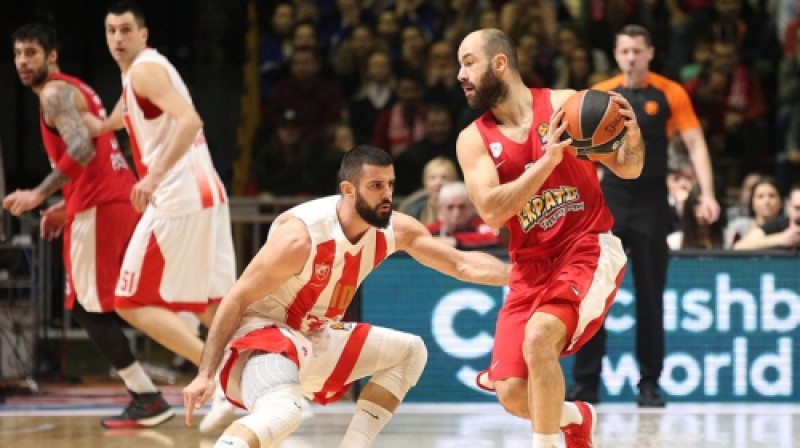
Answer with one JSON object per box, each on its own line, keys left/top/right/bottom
{"left": 87, "top": 2, "right": 237, "bottom": 431}
{"left": 183, "top": 145, "right": 511, "bottom": 448}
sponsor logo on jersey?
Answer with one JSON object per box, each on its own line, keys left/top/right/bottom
{"left": 517, "top": 186, "right": 584, "bottom": 232}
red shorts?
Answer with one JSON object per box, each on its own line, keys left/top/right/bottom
{"left": 486, "top": 232, "right": 626, "bottom": 384}
{"left": 63, "top": 203, "right": 139, "bottom": 312}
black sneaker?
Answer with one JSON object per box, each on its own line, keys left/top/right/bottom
{"left": 566, "top": 382, "right": 599, "bottom": 404}
{"left": 637, "top": 385, "right": 666, "bottom": 408}
{"left": 101, "top": 390, "right": 175, "bottom": 429}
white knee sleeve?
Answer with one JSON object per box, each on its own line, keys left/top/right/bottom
{"left": 238, "top": 384, "right": 304, "bottom": 448}
{"left": 237, "top": 352, "right": 304, "bottom": 447}
{"left": 370, "top": 335, "right": 427, "bottom": 400}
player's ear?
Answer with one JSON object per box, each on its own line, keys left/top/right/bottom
{"left": 340, "top": 180, "right": 355, "bottom": 197}
{"left": 492, "top": 54, "right": 506, "bottom": 72}
{"left": 47, "top": 49, "right": 58, "bottom": 65}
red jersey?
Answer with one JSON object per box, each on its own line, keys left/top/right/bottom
{"left": 474, "top": 88, "right": 614, "bottom": 260}
{"left": 39, "top": 73, "right": 136, "bottom": 216}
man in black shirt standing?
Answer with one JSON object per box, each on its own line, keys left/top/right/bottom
{"left": 568, "top": 25, "right": 721, "bottom": 407}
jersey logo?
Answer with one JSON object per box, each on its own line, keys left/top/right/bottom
{"left": 517, "top": 186, "right": 584, "bottom": 232}
{"left": 537, "top": 122, "right": 549, "bottom": 144}
{"left": 644, "top": 100, "right": 659, "bottom": 116}
{"left": 489, "top": 142, "right": 503, "bottom": 158}
{"left": 314, "top": 263, "right": 331, "bottom": 281}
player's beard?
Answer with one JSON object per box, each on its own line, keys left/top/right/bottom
{"left": 467, "top": 64, "right": 508, "bottom": 110}
{"left": 20, "top": 64, "right": 49, "bottom": 88}
{"left": 355, "top": 191, "right": 392, "bottom": 229}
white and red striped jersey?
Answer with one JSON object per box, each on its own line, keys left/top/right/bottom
{"left": 122, "top": 48, "right": 227, "bottom": 217}
{"left": 243, "top": 196, "right": 397, "bottom": 334}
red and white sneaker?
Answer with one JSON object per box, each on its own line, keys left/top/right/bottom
{"left": 562, "top": 400, "right": 597, "bottom": 448}
{"left": 101, "top": 390, "right": 174, "bottom": 429}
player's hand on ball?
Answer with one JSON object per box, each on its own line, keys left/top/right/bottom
{"left": 609, "top": 92, "right": 641, "bottom": 147}
{"left": 543, "top": 108, "right": 572, "bottom": 165}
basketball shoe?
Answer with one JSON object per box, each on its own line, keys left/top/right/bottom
{"left": 100, "top": 390, "right": 175, "bottom": 428}
{"left": 198, "top": 384, "right": 238, "bottom": 433}
{"left": 562, "top": 400, "right": 596, "bottom": 448}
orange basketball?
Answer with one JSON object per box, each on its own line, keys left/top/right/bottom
{"left": 559, "top": 89, "right": 627, "bottom": 159}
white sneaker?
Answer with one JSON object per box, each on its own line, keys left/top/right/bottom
{"left": 198, "top": 384, "right": 237, "bottom": 434}
{"left": 299, "top": 397, "right": 314, "bottom": 421}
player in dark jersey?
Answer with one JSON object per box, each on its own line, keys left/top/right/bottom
{"left": 569, "top": 24, "right": 721, "bottom": 408}
{"left": 5, "top": 23, "right": 173, "bottom": 428}
{"left": 456, "top": 28, "right": 644, "bottom": 448}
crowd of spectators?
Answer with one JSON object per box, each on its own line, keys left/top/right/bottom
{"left": 246, "top": 0, "right": 800, "bottom": 253}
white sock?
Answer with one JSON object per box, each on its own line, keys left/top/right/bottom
{"left": 337, "top": 400, "right": 393, "bottom": 448}
{"left": 213, "top": 435, "right": 249, "bottom": 448}
{"left": 532, "top": 432, "right": 560, "bottom": 448}
{"left": 560, "top": 401, "right": 583, "bottom": 427}
{"left": 117, "top": 362, "right": 158, "bottom": 394}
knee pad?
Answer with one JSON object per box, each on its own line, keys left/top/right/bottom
{"left": 371, "top": 335, "right": 427, "bottom": 400}
{"left": 237, "top": 384, "right": 304, "bottom": 448}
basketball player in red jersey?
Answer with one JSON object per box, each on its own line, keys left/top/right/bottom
{"left": 85, "top": 2, "right": 237, "bottom": 431}
{"left": 455, "top": 29, "right": 645, "bottom": 448}
{"left": 183, "top": 145, "right": 511, "bottom": 448}
{"left": 5, "top": 23, "right": 173, "bottom": 428}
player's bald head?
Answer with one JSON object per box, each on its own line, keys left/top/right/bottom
{"left": 462, "top": 29, "right": 518, "bottom": 73}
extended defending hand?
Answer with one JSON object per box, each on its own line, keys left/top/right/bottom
{"left": 183, "top": 375, "right": 216, "bottom": 427}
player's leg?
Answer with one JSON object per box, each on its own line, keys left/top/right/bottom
{"left": 336, "top": 325, "right": 427, "bottom": 448}
{"left": 559, "top": 232, "right": 626, "bottom": 447}
{"left": 524, "top": 310, "right": 570, "bottom": 447}
{"left": 68, "top": 205, "right": 173, "bottom": 428}
{"left": 213, "top": 351, "right": 304, "bottom": 448}
{"left": 70, "top": 303, "right": 174, "bottom": 428}
{"left": 569, "top": 227, "right": 631, "bottom": 403}
{"left": 117, "top": 306, "right": 205, "bottom": 364}
{"left": 115, "top": 209, "right": 225, "bottom": 366}
{"left": 628, "top": 228, "right": 668, "bottom": 407}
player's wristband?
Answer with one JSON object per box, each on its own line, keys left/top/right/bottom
{"left": 56, "top": 155, "right": 85, "bottom": 180}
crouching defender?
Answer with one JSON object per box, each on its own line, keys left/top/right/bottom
{"left": 183, "top": 145, "right": 511, "bottom": 448}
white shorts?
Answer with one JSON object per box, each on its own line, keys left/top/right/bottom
{"left": 220, "top": 318, "right": 417, "bottom": 408}
{"left": 65, "top": 203, "right": 139, "bottom": 313}
{"left": 115, "top": 204, "right": 235, "bottom": 312}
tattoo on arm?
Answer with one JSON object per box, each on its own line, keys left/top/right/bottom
{"left": 36, "top": 169, "right": 70, "bottom": 198}
{"left": 39, "top": 84, "right": 97, "bottom": 196}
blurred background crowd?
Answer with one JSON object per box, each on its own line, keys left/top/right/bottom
{"left": 2, "top": 0, "right": 800, "bottom": 252}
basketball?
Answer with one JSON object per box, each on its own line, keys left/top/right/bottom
{"left": 559, "top": 89, "right": 627, "bottom": 158}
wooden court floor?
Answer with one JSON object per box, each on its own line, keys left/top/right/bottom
{"left": 1, "top": 385, "right": 799, "bottom": 447}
